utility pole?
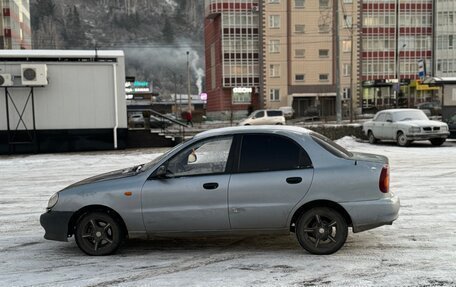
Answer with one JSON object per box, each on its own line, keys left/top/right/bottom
{"left": 335, "top": 0, "right": 342, "bottom": 123}
{"left": 187, "top": 51, "right": 192, "bottom": 114}
{"left": 349, "top": 1, "right": 356, "bottom": 123}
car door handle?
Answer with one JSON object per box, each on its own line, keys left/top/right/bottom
{"left": 286, "top": 177, "right": 302, "bottom": 184}
{"left": 203, "top": 182, "right": 219, "bottom": 190}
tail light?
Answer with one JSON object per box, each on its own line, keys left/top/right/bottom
{"left": 379, "top": 164, "right": 390, "bottom": 193}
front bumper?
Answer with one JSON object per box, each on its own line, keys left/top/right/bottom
{"left": 406, "top": 132, "right": 449, "bottom": 141}
{"left": 40, "top": 210, "right": 74, "bottom": 242}
{"left": 341, "top": 193, "right": 400, "bottom": 233}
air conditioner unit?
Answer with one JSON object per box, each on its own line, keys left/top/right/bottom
{"left": 21, "top": 64, "right": 48, "bottom": 86}
{"left": 0, "top": 74, "right": 14, "bottom": 86}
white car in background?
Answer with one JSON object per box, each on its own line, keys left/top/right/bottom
{"left": 239, "top": 109, "right": 286, "bottom": 126}
{"left": 363, "top": 109, "right": 450, "bottom": 147}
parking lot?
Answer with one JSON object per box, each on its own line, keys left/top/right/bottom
{"left": 1, "top": 138, "right": 456, "bottom": 286}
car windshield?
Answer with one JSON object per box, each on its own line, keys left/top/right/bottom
{"left": 394, "top": 110, "right": 428, "bottom": 121}
{"left": 310, "top": 132, "right": 353, "bottom": 159}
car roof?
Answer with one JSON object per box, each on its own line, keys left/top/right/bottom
{"left": 194, "top": 125, "right": 312, "bottom": 139}
{"left": 255, "top": 109, "right": 282, "bottom": 112}
{"left": 378, "top": 108, "right": 423, "bottom": 114}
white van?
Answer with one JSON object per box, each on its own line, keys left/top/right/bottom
{"left": 239, "top": 109, "right": 286, "bottom": 126}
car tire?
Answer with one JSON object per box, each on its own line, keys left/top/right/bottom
{"left": 75, "top": 212, "right": 124, "bottom": 256}
{"left": 295, "top": 207, "right": 348, "bottom": 255}
{"left": 276, "top": 123, "right": 283, "bottom": 125}
{"left": 397, "top": 132, "right": 411, "bottom": 147}
{"left": 368, "top": 131, "right": 378, "bottom": 144}
{"left": 430, "top": 138, "right": 445, "bottom": 146}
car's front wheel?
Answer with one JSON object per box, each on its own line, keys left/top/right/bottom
{"left": 430, "top": 138, "right": 445, "bottom": 146}
{"left": 75, "top": 212, "right": 124, "bottom": 256}
{"left": 295, "top": 207, "right": 348, "bottom": 255}
{"left": 397, "top": 132, "right": 411, "bottom": 147}
{"left": 368, "top": 131, "right": 378, "bottom": 144}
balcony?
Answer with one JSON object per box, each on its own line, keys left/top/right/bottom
{"left": 205, "top": 0, "right": 259, "bottom": 18}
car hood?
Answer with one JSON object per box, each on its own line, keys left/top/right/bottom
{"left": 398, "top": 120, "right": 446, "bottom": 127}
{"left": 351, "top": 152, "right": 388, "bottom": 165}
{"left": 65, "top": 166, "right": 140, "bottom": 189}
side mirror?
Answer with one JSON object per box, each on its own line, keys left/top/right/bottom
{"left": 155, "top": 165, "right": 168, "bottom": 178}
{"left": 188, "top": 153, "right": 197, "bottom": 163}
{"left": 386, "top": 119, "right": 393, "bottom": 123}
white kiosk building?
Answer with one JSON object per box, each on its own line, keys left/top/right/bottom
{"left": 0, "top": 50, "right": 127, "bottom": 154}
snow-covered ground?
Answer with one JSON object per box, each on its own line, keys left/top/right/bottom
{"left": 1, "top": 139, "right": 456, "bottom": 287}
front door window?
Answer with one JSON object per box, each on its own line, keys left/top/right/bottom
{"left": 167, "top": 137, "right": 233, "bottom": 177}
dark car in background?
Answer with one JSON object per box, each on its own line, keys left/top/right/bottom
{"left": 416, "top": 101, "right": 442, "bottom": 117}
{"left": 446, "top": 113, "right": 456, "bottom": 139}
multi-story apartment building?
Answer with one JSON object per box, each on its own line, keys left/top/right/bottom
{"left": 263, "top": 0, "right": 359, "bottom": 118}
{"left": 204, "top": 0, "right": 359, "bottom": 119}
{"left": 204, "top": 0, "right": 261, "bottom": 120}
{"left": 434, "top": 0, "right": 456, "bottom": 77}
{"left": 361, "top": 0, "right": 434, "bottom": 111}
{"left": 205, "top": 0, "right": 443, "bottom": 118}
{"left": 0, "top": 0, "right": 31, "bottom": 49}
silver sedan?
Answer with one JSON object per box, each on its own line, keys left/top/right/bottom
{"left": 363, "top": 109, "right": 450, "bottom": 146}
{"left": 41, "top": 126, "right": 400, "bottom": 255}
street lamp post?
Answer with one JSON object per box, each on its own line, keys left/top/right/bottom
{"left": 166, "top": 67, "right": 179, "bottom": 119}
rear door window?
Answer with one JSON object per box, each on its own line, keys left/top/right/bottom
{"left": 266, "top": 110, "right": 283, "bottom": 117}
{"left": 238, "top": 134, "right": 312, "bottom": 173}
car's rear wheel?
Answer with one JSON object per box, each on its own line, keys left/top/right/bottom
{"left": 430, "top": 138, "right": 445, "bottom": 146}
{"left": 368, "top": 131, "right": 378, "bottom": 144}
{"left": 75, "top": 212, "right": 124, "bottom": 256}
{"left": 296, "top": 207, "right": 348, "bottom": 255}
{"left": 397, "top": 132, "right": 411, "bottom": 147}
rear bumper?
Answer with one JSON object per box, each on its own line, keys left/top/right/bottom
{"left": 40, "top": 211, "right": 74, "bottom": 242}
{"left": 341, "top": 193, "right": 400, "bottom": 233}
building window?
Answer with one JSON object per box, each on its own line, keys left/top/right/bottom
{"left": 232, "top": 88, "right": 252, "bottom": 104}
{"left": 270, "top": 40, "right": 280, "bottom": 53}
{"left": 295, "top": 0, "right": 305, "bottom": 8}
{"left": 270, "top": 89, "right": 280, "bottom": 101}
{"left": 295, "top": 49, "right": 305, "bottom": 58}
{"left": 319, "top": 0, "right": 329, "bottom": 8}
{"left": 343, "top": 88, "right": 351, "bottom": 99}
{"left": 270, "top": 64, "right": 280, "bottom": 77}
{"left": 319, "top": 24, "right": 330, "bottom": 33}
{"left": 319, "top": 74, "right": 329, "bottom": 81}
{"left": 342, "top": 40, "right": 351, "bottom": 52}
{"left": 343, "top": 15, "right": 352, "bottom": 28}
{"left": 295, "top": 24, "right": 305, "bottom": 33}
{"left": 269, "top": 15, "right": 280, "bottom": 28}
{"left": 343, "top": 0, "right": 352, "bottom": 3}
{"left": 319, "top": 49, "right": 329, "bottom": 58}
{"left": 295, "top": 74, "right": 305, "bottom": 81}
{"left": 269, "top": 0, "right": 280, "bottom": 3}
{"left": 449, "top": 35, "right": 454, "bottom": 49}
{"left": 343, "top": 64, "right": 351, "bottom": 76}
